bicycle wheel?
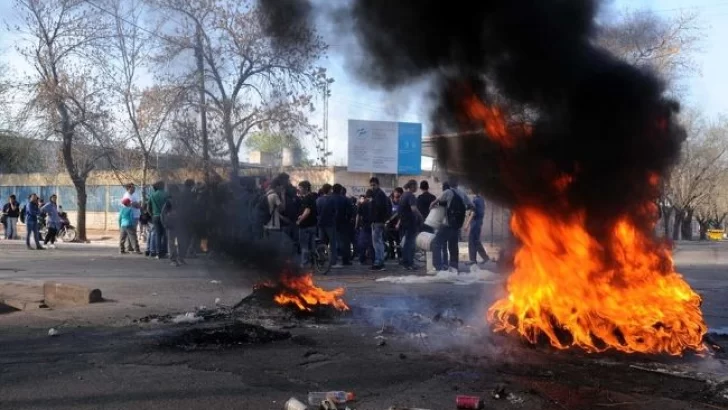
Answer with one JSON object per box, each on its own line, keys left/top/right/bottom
{"left": 314, "top": 243, "right": 332, "bottom": 275}
{"left": 415, "top": 249, "right": 426, "bottom": 263}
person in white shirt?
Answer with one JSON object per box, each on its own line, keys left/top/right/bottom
{"left": 122, "top": 183, "right": 142, "bottom": 251}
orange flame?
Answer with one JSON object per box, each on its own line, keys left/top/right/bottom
{"left": 463, "top": 94, "right": 515, "bottom": 147}
{"left": 487, "top": 208, "right": 706, "bottom": 355}
{"left": 464, "top": 94, "right": 707, "bottom": 355}
{"left": 271, "top": 272, "right": 349, "bottom": 312}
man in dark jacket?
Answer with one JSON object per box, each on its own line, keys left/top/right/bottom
{"left": 368, "top": 177, "right": 390, "bottom": 271}
{"left": 331, "top": 183, "right": 352, "bottom": 267}
{"left": 317, "top": 183, "right": 336, "bottom": 266}
{"left": 3, "top": 194, "right": 20, "bottom": 240}
{"left": 417, "top": 180, "right": 436, "bottom": 233}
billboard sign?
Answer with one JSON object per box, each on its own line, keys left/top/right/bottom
{"left": 347, "top": 120, "right": 422, "bottom": 175}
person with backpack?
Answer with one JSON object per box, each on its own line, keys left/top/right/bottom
{"left": 368, "top": 177, "right": 391, "bottom": 271}
{"left": 430, "top": 179, "right": 473, "bottom": 272}
{"left": 24, "top": 193, "right": 44, "bottom": 250}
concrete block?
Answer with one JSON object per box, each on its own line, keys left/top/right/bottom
{"left": 43, "top": 282, "right": 102, "bottom": 307}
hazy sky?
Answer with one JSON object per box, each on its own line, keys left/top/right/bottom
{"left": 1, "top": 0, "right": 726, "bottom": 167}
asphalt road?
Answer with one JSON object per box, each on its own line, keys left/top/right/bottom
{"left": 0, "top": 240, "right": 727, "bottom": 410}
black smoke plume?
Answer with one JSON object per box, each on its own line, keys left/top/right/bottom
{"left": 272, "top": 0, "right": 684, "bottom": 240}
{"left": 352, "top": 0, "right": 684, "bottom": 238}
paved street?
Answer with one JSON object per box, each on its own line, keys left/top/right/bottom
{"left": 0, "top": 240, "right": 727, "bottom": 409}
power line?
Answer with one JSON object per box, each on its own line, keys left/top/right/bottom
{"left": 81, "top": 0, "right": 190, "bottom": 49}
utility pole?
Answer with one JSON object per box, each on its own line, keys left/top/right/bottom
{"left": 195, "top": 23, "right": 210, "bottom": 183}
{"left": 319, "top": 80, "right": 329, "bottom": 166}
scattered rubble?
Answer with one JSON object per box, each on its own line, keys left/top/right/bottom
{"left": 507, "top": 392, "right": 524, "bottom": 404}
{"left": 492, "top": 384, "right": 507, "bottom": 400}
{"left": 171, "top": 312, "right": 203, "bottom": 324}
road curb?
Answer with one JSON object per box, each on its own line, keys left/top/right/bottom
{"left": 43, "top": 282, "right": 103, "bottom": 307}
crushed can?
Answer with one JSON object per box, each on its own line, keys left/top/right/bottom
{"left": 456, "top": 395, "right": 484, "bottom": 409}
{"left": 283, "top": 397, "right": 308, "bottom": 410}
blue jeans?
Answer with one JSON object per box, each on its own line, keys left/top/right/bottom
{"left": 147, "top": 224, "right": 167, "bottom": 255}
{"left": 6, "top": 217, "right": 18, "bottom": 239}
{"left": 299, "top": 226, "right": 317, "bottom": 266}
{"left": 401, "top": 226, "right": 418, "bottom": 267}
{"left": 432, "top": 226, "right": 460, "bottom": 270}
{"left": 371, "top": 223, "right": 385, "bottom": 266}
{"left": 320, "top": 226, "right": 337, "bottom": 265}
{"left": 152, "top": 216, "right": 166, "bottom": 256}
{"left": 25, "top": 220, "right": 41, "bottom": 248}
{"left": 468, "top": 219, "right": 489, "bottom": 263}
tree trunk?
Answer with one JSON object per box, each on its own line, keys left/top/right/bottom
{"left": 230, "top": 147, "right": 240, "bottom": 178}
{"left": 141, "top": 154, "right": 149, "bottom": 201}
{"left": 660, "top": 205, "right": 673, "bottom": 238}
{"left": 697, "top": 220, "right": 709, "bottom": 240}
{"left": 681, "top": 208, "right": 694, "bottom": 241}
{"left": 60, "top": 127, "right": 89, "bottom": 242}
{"left": 75, "top": 183, "right": 87, "bottom": 242}
{"left": 672, "top": 210, "right": 683, "bottom": 241}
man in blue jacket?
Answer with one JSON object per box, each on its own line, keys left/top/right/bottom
{"left": 24, "top": 193, "right": 44, "bottom": 250}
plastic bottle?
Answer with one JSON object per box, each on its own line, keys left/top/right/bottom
{"left": 307, "top": 391, "right": 355, "bottom": 405}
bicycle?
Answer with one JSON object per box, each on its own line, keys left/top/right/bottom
{"left": 309, "top": 238, "right": 332, "bottom": 275}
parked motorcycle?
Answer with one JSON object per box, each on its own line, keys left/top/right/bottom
{"left": 39, "top": 207, "right": 77, "bottom": 242}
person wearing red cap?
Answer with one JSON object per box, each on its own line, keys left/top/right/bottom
{"left": 119, "top": 197, "right": 140, "bottom": 254}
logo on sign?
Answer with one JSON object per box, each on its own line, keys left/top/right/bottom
{"left": 356, "top": 128, "right": 368, "bottom": 140}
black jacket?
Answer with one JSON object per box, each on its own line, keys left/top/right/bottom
{"left": 369, "top": 189, "right": 390, "bottom": 224}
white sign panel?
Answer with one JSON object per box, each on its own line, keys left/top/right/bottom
{"left": 347, "top": 120, "right": 399, "bottom": 174}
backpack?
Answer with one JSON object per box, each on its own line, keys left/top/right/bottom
{"left": 257, "top": 192, "right": 275, "bottom": 226}
{"left": 446, "top": 189, "right": 467, "bottom": 228}
{"left": 20, "top": 205, "right": 26, "bottom": 223}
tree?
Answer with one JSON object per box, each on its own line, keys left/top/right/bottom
{"left": 665, "top": 112, "right": 728, "bottom": 240}
{"left": 12, "top": 0, "right": 113, "bottom": 241}
{"left": 147, "top": 0, "right": 328, "bottom": 176}
{"left": 598, "top": 9, "right": 702, "bottom": 90}
{"left": 105, "top": 0, "right": 180, "bottom": 194}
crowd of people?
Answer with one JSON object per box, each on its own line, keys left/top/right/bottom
{"left": 257, "top": 174, "right": 491, "bottom": 273}
{"left": 2, "top": 174, "right": 492, "bottom": 273}
{"left": 2, "top": 193, "right": 69, "bottom": 250}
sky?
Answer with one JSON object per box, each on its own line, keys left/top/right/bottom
{"left": 1, "top": 0, "right": 727, "bottom": 169}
